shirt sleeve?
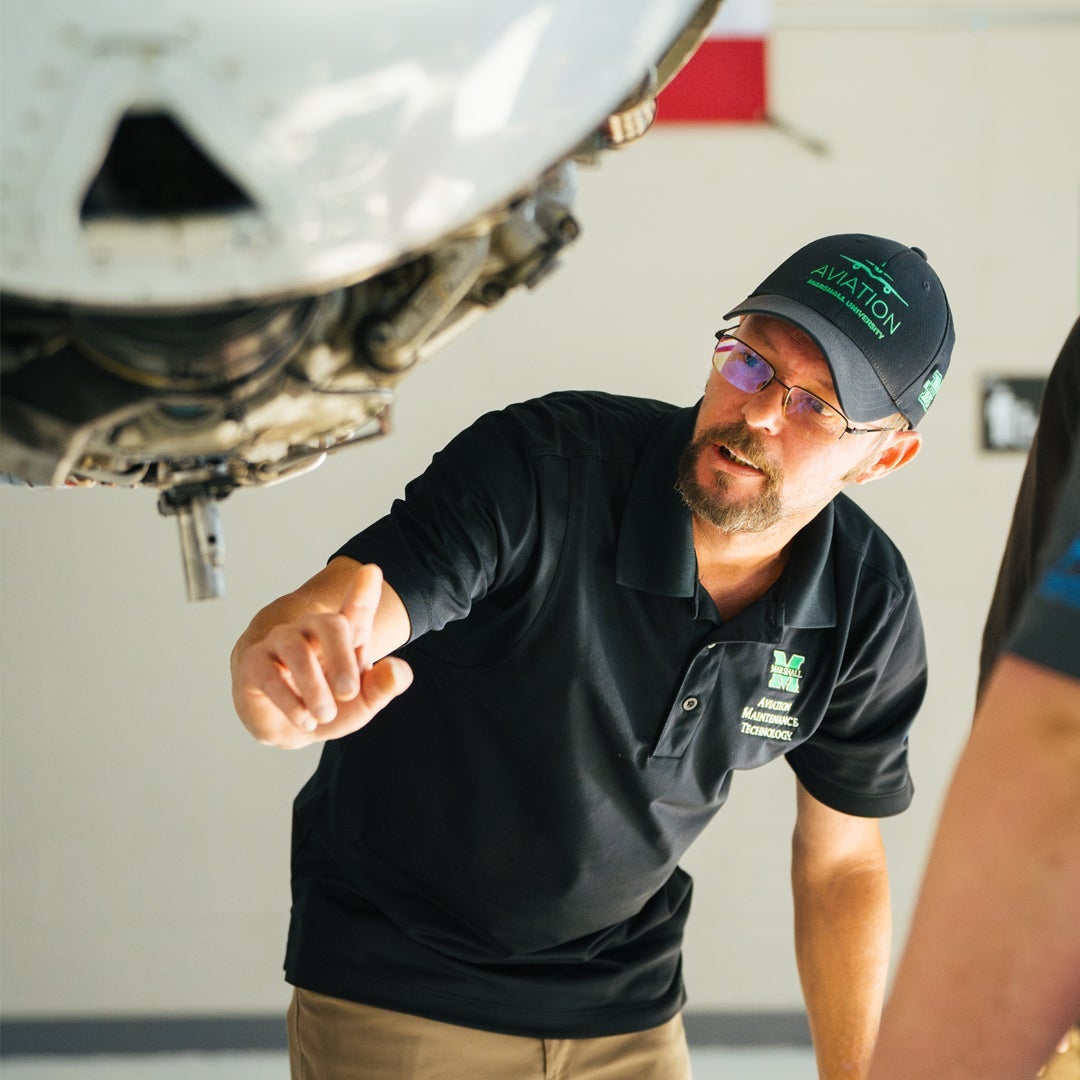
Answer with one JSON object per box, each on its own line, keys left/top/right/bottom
{"left": 978, "top": 317, "right": 1080, "bottom": 691}
{"left": 330, "top": 407, "right": 542, "bottom": 641}
{"left": 786, "top": 566, "right": 925, "bottom": 818}
{"left": 1006, "top": 442, "right": 1080, "bottom": 679}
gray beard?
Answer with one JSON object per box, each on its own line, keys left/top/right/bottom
{"left": 675, "top": 424, "right": 785, "bottom": 533}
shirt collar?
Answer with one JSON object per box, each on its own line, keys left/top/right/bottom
{"left": 615, "top": 404, "right": 698, "bottom": 598}
{"left": 778, "top": 501, "right": 837, "bottom": 628}
{"left": 615, "top": 401, "right": 838, "bottom": 629}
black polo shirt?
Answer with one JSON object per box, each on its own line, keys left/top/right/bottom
{"left": 286, "top": 391, "right": 926, "bottom": 1038}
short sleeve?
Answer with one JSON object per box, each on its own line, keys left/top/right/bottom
{"left": 787, "top": 569, "right": 926, "bottom": 818}
{"left": 330, "top": 408, "right": 542, "bottom": 641}
{"left": 979, "top": 318, "right": 1080, "bottom": 689}
{"left": 1007, "top": 443, "right": 1080, "bottom": 679}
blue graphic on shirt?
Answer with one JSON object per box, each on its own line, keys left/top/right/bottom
{"left": 1039, "top": 537, "right": 1080, "bottom": 610}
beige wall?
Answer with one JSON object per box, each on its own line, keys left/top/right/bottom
{"left": 3, "top": 3, "right": 1079, "bottom": 1019}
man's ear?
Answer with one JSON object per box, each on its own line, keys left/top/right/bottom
{"left": 852, "top": 430, "right": 923, "bottom": 485}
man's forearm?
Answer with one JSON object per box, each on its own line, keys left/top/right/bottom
{"left": 793, "top": 846, "right": 892, "bottom": 1078}
{"left": 870, "top": 656, "right": 1080, "bottom": 1079}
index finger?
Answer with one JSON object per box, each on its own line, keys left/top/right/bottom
{"left": 339, "top": 563, "right": 384, "bottom": 658}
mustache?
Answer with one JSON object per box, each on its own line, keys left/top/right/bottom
{"left": 694, "top": 423, "right": 779, "bottom": 480}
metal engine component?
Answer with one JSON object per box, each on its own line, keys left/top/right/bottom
{"left": 0, "top": 0, "right": 721, "bottom": 598}
{"left": 1, "top": 160, "right": 592, "bottom": 598}
{"left": 159, "top": 474, "right": 228, "bottom": 602}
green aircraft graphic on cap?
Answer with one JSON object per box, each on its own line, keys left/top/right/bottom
{"left": 839, "top": 255, "right": 910, "bottom": 307}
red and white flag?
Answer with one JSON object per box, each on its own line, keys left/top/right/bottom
{"left": 656, "top": 0, "right": 770, "bottom": 123}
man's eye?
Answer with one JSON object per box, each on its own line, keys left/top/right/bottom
{"left": 792, "top": 392, "right": 836, "bottom": 419}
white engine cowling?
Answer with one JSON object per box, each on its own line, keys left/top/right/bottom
{"left": 0, "top": 0, "right": 720, "bottom": 597}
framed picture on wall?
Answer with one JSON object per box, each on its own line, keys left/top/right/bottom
{"left": 981, "top": 376, "right": 1047, "bottom": 453}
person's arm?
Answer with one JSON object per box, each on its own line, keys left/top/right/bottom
{"left": 791, "top": 779, "right": 892, "bottom": 1079}
{"left": 231, "top": 556, "right": 413, "bottom": 749}
{"left": 869, "top": 653, "right": 1080, "bottom": 1080}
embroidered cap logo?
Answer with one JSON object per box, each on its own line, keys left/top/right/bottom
{"left": 804, "top": 254, "right": 907, "bottom": 341}
{"left": 919, "top": 370, "right": 943, "bottom": 410}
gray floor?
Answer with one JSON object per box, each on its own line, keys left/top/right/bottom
{"left": 0, "top": 1049, "right": 818, "bottom": 1079}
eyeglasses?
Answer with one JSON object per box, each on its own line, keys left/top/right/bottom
{"left": 712, "top": 328, "right": 889, "bottom": 444}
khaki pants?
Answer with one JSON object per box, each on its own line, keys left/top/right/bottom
{"left": 288, "top": 987, "right": 693, "bottom": 1080}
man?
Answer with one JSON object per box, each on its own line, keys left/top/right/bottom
{"left": 870, "top": 321, "right": 1080, "bottom": 1080}
{"left": 232, "top": 233, "right": 954, "bottom": 1079}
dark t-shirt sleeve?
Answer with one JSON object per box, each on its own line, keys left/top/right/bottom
{"left": 787, "top": 562, "right": 925, "bottom": 818}
{"left": 1006, "top": 442, "right": 1080, "bottom": 679}
{"left": 979, "top": 318, "right": 1080, "bottom": 690}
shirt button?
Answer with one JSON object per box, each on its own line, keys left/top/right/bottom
{"left": 682, "top": 696, "right": 699, "bottom": 711}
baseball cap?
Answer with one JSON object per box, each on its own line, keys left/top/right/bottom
{"left": 724, "top": 233, "right": 955, "bottom": 426}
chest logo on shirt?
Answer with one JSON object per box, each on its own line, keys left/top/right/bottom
{"left": 740, "top": 696, "right": 800, "bottom": 742}
{"left": 768, "top": 650, "right": 806, "bottom": 694}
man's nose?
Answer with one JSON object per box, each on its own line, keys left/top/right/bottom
{"left": 741, "top": 380, "right": 787, "bottom": 433}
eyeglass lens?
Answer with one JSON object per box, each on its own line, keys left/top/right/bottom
{"left": 713, "top": 337, "right": 844, "bottom": 439}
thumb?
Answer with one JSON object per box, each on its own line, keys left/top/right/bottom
{"left": 313, "top": 655, "right": 414, "bottom": 743}
{"left": 366, "top": 654, "right": 414, "bottom": 702}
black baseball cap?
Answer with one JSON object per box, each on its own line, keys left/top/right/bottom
{"left": 724, "top": 233, "right": 955, "bottom": 426}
